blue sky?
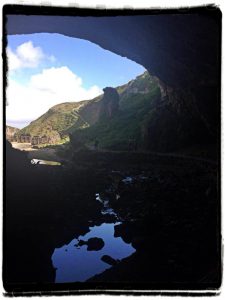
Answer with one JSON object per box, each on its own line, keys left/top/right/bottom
{"left": 6, "top": 33, "right": 145, "bottom": 128}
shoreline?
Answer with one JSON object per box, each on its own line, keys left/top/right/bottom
{"left": 11, "top": 142, "right": 36, "bottom": 152}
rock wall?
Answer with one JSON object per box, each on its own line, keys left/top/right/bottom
{"left": 78, "top": 97, "right": 102, "bottom": 126}
{"left": 141, "top": 84, "right": 219, "bottom": 152}
{"left": 6, "top": 8, "right": 221, "bottom": 88}
{"left": 6, "top": 126, "right": 19, "bottom": 141}
{"left": 99, "top": 87, "right": 119, "bottom": 119}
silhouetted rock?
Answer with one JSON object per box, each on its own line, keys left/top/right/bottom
{"left": 76, "top": 239, "right": 86, "bottom": 247}
{"left": 100, "top": 87, "right": 119, "bottom": 118}
{"left": 101, "top": 255, "right": 119, "bottom": 266}
{"left": 76, "top": 237, "right": 105, "bottom": 251}
{"left": 87, "top": 237, "right": 105, "bottom": 251}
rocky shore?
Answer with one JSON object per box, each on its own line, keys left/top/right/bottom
{"left": 4, "top": 143, "right": 221, "bottom": 291}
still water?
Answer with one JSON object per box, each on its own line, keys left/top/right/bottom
{"left": 51, "top": 192, "right": 136, "bottom": 283}
{"left": 31, "top": 159, "right": 61, "bottom": 166}
{"left": 52, "top": 222, "right": 135, "bottom": 282}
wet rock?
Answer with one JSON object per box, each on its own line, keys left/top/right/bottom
{"left": 87, "top": 237, "right": 105, "bottom": 251}
{"left": 75, "top": 237, "right": 105, "bottom": 251}
{"left": 122, "top": 176, "right": 133, "bottom": 184}
{"left": 101, "top": 255, "right": 119, "bottom": 266}
{"left": 114, "top": 223, "right": 133, "bottom": 243}
{"left": 101, "top": 213, "right": 117, "bottom": 224}
{"left": 75, "top": 239, "right": 86, "bottom": 247}
{"left": 131, "top": 236, "right": 151, "bottom": 249}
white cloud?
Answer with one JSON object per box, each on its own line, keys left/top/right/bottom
{"left": 7, "top": 48, "right": 21, "bottom": 71}
{"left": 6, "top": 66, "right": 103, "bottom": 126}
{"left": 7, "top": 41, "right": 55, "bottom": 71}
{"left": 30, "top": 67, "right": 82, "bottom": 96}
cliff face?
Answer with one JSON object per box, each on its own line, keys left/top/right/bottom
{"left": 6, "top": 125, "right": 19, "bottom": 142}
{"left": 70, "top": 87, "right": 119, "bottom": 132}
{"left": 141, "top": 84, "right": 218, "bottom": 152}
{"left": 99, "top": 87, "right": 119, "bottom": 119}
{"left": 76, "top": 96, "right": 102, "bottom": 127}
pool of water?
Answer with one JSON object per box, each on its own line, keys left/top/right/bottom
{"left": 31, "top": 159, "right": 61, "bottom": 166}
{"left": 51, "top": 222, "right": 135, "bottom": 283}
{"left": 51, "top": 191, "right": 136, "bottom": 283}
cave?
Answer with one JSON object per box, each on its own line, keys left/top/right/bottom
{"left": 3, "top": 5, "right": 221, "bottom": 294}
{"left": 5, "top": 5, "right": 221, "bottom": 152}
{"left": 5, "top": 6, "right": 220, "bottom": 88}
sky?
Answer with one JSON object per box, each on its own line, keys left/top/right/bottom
{"left": 6, "top": 33, "right": 145, "bottom": 129}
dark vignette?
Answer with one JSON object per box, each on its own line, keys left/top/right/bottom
{"left": 2, "top": 4, "right": 222, "bottom": 296}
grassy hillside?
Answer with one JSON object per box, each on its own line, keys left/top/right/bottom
{"left": 19, "top": 102, "right": 83, "bottom": 136}
{"left": 18, "top": 71, "right": 161, "bottom": 149}
{"left": 71, "top": 72, "right": 161, "bottom": 150}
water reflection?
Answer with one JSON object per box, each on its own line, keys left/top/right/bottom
{"left": 51, "top": 223, "right": 136, "bottom": 283}
{"left": 31, "top": 159, "right": 61, "bottom": 166}
{"left": 52, "top": 187, "right": 136, "bottom": 283}
{"left": 96, "top": 193, "right": 117, "bottom": 217}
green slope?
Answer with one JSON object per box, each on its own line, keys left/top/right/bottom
{"left": 18, "top": 101, "right": 89, "bottom": 140}
{"left": 70, "top": 71, "right": 161, "bottom": 150}
{"left": 18, "top": 71, "right": 161, "bottom": 149}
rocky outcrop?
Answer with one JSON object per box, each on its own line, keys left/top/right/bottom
{"left": 13, "top": 133, "right": 60, "bottom": 145}
{"left": 6, "top": 125, "right": 19, "bottom": 142}
{"left": 75, "top": 237, "right": 105, "bottom": 251}
{"left": 99, "top": 87, "right": 119, "bottom": 119}
{"left": 101, "top": 255, "right": 119, "bottom": 266}
{"left": 48, "top": 131, "right": 61, "bottom": 144}
{"left": 78, "top": 97, "right": 102, "bottom": 126}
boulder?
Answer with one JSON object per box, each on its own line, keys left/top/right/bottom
{"left": 75, "top": 237, "right": 105, "bottom": 251}
{"left": 87, "top": 237, "right": 105, "bottom": 251}
{"left": 101, "top": 255, "right": 119, "bottom": 266}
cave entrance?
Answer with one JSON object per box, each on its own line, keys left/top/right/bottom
{"left": 5, "top": 9, "right": 221, "bottom": 153}
{"left": 6, "top": 30, "right": 146, "bottom": 152}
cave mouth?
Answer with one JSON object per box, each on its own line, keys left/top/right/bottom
{"left": 6, "top": 31, "right": 146, "bottom": 131}
{"left": 6, "top": 31, "right": 149, "bottom": 154}
{"left": 4, "top": 7, "right": 221, "bottom": 293}
{"left": 5, "top": 6, "right": 221, "bottom": 90}
{"left": 5, "top": 8, "right": 221, "bottom": 155}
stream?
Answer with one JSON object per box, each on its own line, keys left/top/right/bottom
{"left": 51, "top": 190, "right": 136, "bottom": 283}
